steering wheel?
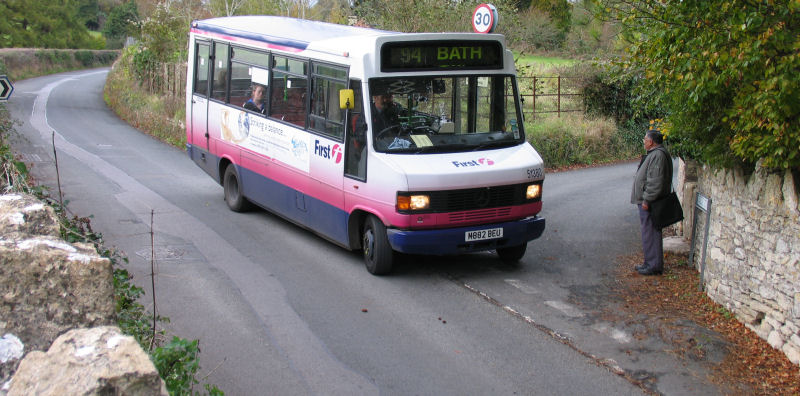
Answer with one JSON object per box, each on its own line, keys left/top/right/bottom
{"left": 375, "top": 124, "right": 407, "bottom": 140}
{"left": 411, "top": 125, "right": 434, "bottom": 135}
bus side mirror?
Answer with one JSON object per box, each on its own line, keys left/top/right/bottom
{"left": 339, "top": 89, "right": 354, "bottom": 110}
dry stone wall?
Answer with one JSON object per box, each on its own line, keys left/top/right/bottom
{"left": 1, "top": 193, "right": 115, "bottom": 351}
{"left": 8, "top": 326, "right": 167, "bottom": 396}
{"left": 682, "top": 160, "right": 800, "bottom": 366}
{"left": 0, "top": 193, "right": 165, "bottom": 394}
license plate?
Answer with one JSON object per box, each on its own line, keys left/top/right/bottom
{"left": 465, "top": 227, "right": 503, "bottom": 242}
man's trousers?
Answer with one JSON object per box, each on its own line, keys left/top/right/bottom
{"left": 638, "top": 204, "right": 663, "bottom": 270}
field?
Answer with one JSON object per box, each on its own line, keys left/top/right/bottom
{"left": 514, "top": 53, "right": 578, "bottom": 67}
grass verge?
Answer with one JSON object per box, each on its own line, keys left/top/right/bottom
{"left": 514, "top": 53, "right": 578, "bottom": 67}
{"left": 526, "top": 113, "right": 640, "bottom": 169}
{"left": 0, "top": 48, "right": 118, "bottom": 81}
{"left": 103, "top": 48, "right": 185, "bottom": 149}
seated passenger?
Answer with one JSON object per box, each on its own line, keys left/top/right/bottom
{"left": 243, "top": 83, "right": 266, "bottom": 114}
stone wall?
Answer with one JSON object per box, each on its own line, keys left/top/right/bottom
{"left": 680, "top": 160, "right": 800, "bottom": 366}
{"left": 0, "top": 193, "right": 165, "bottom": 394}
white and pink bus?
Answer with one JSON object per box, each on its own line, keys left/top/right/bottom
{"left": 186, "top": 16, "right": 545, "bottom": 274}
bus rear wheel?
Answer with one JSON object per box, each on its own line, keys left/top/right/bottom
{"left": 362, "top": 215, "right": 394, "bottom": 275}
{"left": 497, "top": 243, "right": 527, "bottom": 263}
{"left": 223, "top": 164, "right": 252, "bottom": 212}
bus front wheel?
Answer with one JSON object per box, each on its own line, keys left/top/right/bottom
{"left": 497, "top": 243, "right": 527, "bottom": 263}
{"left": 362, "top": 215, "right": 394, "bottom": 275}
{"left": 223, "top": 164, "right": 252, "bottom": 212}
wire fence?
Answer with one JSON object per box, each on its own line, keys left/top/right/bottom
{"left": 137, "top": 61, "right": 186, "bottom": 98}
{"left": 517, "top": 76, "right": 583, "bottom": 119}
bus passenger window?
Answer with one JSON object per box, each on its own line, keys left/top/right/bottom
{"left": 345, "top": 81, "right": 366, "bottom": 180}
{"left": 269, "top": 56, "right": 307, "bottom": 128}
{"left": 193, "top": 43, "right": 210, "bottom": 97}
{"left": 211, "top": 43, "right": 229, "bottom": 102}
{"left": 231, "top": 47, "right": 270, "bottom": 112}
{"left": 309, "top": 64, "right": 348, "bottom": 139}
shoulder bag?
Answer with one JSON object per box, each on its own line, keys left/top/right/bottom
{"left": 650, "top": 187, "right": 683, "bottom": 228}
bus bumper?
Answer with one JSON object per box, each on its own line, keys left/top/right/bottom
{"left": 386, "top": 216, "right": 545, "bottom": 256}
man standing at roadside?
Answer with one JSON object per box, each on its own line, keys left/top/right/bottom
{"left": 631, "top": 129, "right": 672, "bottom": 275}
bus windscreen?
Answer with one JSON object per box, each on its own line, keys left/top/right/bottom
{"left": 381, "top": 40, "right": 503, "bottom": 72}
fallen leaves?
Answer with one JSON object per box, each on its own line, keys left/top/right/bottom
{"left": 612, "top": 252, "right": 800, "bottom": 395}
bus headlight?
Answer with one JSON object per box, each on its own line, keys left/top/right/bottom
{"left": 526, "top": 184, "right": 542, "bottom": 200}
{"left": 397, "top": 194, "right": 430, "bottom": 211}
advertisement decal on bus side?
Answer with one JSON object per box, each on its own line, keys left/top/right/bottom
{"left": 220, "top": 107, "right": 311, "bottom": 173}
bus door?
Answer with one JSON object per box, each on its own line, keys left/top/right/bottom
{"left": 305, "top": 65, "right": 350, "bottom": 245}
{"left": 190, "top": 41, "right": 211, "bottom": 168}
{"left": 344, "top": 81, "right": 367, "bottom": 183}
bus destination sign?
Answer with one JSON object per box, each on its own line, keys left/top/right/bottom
{"left": 381, "top": 41, "right": 503, "bottom": 72}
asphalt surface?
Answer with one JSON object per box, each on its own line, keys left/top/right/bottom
{"left": 5, "top": 69, "right": 727, "bottom": 395}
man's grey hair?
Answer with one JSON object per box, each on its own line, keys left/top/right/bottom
{"left": 646, "top": 130, "right": 663, "bottom": 144}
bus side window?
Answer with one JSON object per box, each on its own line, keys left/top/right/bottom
{"left": 211, "top": 42, "right": 229, "bottom": 102}
{"left": 269, "top": 56, "right": 307, "bottom": 128}
{"left": 193, "top": 42, "right": 210, "bottom": 97}
{"left": 309, "top": 63, "right": 348, "bottom": 139}
{"left": 231, "top": 47, "right": 270, "bottom": 113}
{"left": 344, "top": 81, "right": 366, "bottom": 180}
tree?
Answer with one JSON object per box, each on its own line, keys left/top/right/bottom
{"left": 309, "top": 0, "right": 352, "bottom": 24}
{"left": 206, "top": 0, "right": 249, "bottom": 16}
{"left": 205, "top": 0, "right": 281, "bottom": 17}
{"left": 103, "top": 0, "right": 139, "bottom": 40}
{"left": 354, "top": 0, "right": 521, "bottom": 35}
{"left": 0, "top": 0, "right": 95, "bottom": 48}
{"left": 529, "top": 0, "right": 572, "bottom": 33}
{"left": 138, "top": 2, "right": 190, "bottom": 63}
{"left": 76, "top": 0, "right": 101, "bottom": 30}
{"left": 600, "top": 0, "right": 800, "bottom": 170}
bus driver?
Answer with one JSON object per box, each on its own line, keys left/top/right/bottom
{"left": 370, "top": 93, "right": 399, "bottom": 134}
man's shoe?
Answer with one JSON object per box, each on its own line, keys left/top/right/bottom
{"left": 634, "top": 264, "right": 646, "bottom": 271}
{"left": 637, "top": 266, "right": 663, "bottom": 276}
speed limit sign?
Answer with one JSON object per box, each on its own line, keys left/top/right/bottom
{"left": 472, "top": 3, "right": 498, "bottom": 34}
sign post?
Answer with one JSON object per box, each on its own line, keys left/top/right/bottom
{"left": 472, "top": 3, "right": 498, "bottom": 34}
{"left": 689, "top": 191, "right": 712, "bottom": 291}
{"left": 0, "top": 75, "right": 13, "bottom": 101}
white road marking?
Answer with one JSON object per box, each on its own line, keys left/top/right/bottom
{"left": 591, "top": 322, "right": 632, "bottom": 344}
{"left": 544, "top": 300, "right": 585, "bottom": 318}
{"left": 504, "top": 279, "right": 540, "bottom": 294}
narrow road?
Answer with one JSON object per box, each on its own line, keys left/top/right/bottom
{"left": 6, "top": 69, "right": 724, "bottom": 395}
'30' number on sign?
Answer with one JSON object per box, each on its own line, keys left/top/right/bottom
{"left": 472, "top": 4, "right": 497, "bottom": 34}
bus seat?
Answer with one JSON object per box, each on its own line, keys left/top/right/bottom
{"left": 281, "top": 88, "right": 306, "bottom": 127}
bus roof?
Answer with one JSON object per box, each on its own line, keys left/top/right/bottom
{"left": 192, "top": 16, "right": 508, "bottom": 60}
{"left": 192, "top": 16, "right": 393, "bottom": 53}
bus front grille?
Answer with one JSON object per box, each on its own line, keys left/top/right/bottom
{"left": 448, "top": 207, "right": 513, "bottom": 223}
{"left": 428, "top": 184, "right": 523, "bottom": 212}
